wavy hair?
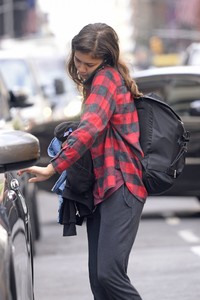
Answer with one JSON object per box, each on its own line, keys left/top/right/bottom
{"left": 67, "top": 23, "right": 142, "bottom": 97}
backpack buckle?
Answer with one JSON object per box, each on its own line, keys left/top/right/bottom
{"left": 174, "top": 170, "right": 177, "bottom": 178}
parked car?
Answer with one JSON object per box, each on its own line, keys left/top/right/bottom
{"left": 133, "top": 66, "right": 200, "bottom": 201}
{"left": 0, "top": 49, "right": 52, "bottom": 131}
{"left": 0, "top": 42, "right": 82, "bottom": 178}
{"left": 0, "top": 129, "right": 40, "bottom": 300}
{"left": 0, "top": 37, "right": 82, "bottom": 121}
{"left": 0, "top": 70, "right": 41, "bottom": 250}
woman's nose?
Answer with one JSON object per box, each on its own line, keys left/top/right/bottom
{"left": 78, "top": 63, "right": 87, "bottom": 73}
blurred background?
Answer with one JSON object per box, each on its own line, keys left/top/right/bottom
{"left": 1, "top": 0, "right": 200, "bottom": 121}
{"left": 1, "top": 0, "right": 200, "bottom": 69}
{"left": 1, "top": 3, "right": 200, "bottom": 299}
{"left": 1, "top": 0, "right": 200, "bottom": 191}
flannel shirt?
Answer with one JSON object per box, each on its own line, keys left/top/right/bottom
{"left": 51, "top": 66, "right": 147, "bottom": 203}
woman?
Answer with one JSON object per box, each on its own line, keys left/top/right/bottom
{"left": 18, "top": 23, "right": 148, "bottom": 300}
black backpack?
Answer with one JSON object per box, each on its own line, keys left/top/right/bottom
{"left": 134, "top": 93, "right": 190, "bottom": 196}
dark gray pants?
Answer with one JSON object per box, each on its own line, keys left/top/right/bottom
{"left": 86, "top": 184, "right": 144, "bottom": 300}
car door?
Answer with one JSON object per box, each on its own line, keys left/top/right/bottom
{"left": 0, "top": 171, "right": 34, "bottom": 300}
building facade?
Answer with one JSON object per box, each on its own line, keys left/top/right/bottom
{"left": 132, "top": 0, "right": 200, "bottom": 53}
{"left": 0, "top": 0, "right": 38, "bottom": 38}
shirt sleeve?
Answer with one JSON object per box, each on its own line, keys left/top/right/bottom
{"left": 51, "top": 69, "right": 117, "bottom": 174}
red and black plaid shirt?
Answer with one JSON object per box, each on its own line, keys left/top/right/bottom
{"left": 51, "top": 66, "right": 147, "bottom": 203}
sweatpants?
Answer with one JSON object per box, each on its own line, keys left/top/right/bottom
{"left": 86, "top": 184, "right": 144, "bottom": 300}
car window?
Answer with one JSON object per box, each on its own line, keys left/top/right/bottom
{"left": 137, "top": 75, "right": 200, "bottom": 117}
{"left": 165, "top": 78, "right": 200, "bottom": 116}
{"left": 0, "top": 78, "right": 10, "bottom": 121}
{"left": 33, "top": 57, "right": 64, "bottom": 84}
{"left": 0, "top": 59, "right": 37, "bottom": 96}
{"left": 33, "top": 56, "right": 76, "bottom": 93}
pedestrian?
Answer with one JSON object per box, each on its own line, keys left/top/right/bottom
{"left": 18, "top": 23, "right": 148, "bottom": 300}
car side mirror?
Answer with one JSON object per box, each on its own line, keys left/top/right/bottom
{"left": 9, "top": 90, "right": 33, "bottom": 108}
{"left": 0, "top": 130, "right": 40, "bottom": 173}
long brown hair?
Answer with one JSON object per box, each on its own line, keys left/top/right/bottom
{"left": 67, "top": 23, "right": 142, "bottom": 97}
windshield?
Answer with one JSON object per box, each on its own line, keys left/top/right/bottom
{"left": 0, "top": 59, "right": 37, "bottom": 96}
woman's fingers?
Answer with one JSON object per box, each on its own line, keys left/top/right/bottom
{"left": 17, "top": 167, "right": 34, "bottom": 176}
{"left": 17, "top": 165, "right": 55, "bottom": 183}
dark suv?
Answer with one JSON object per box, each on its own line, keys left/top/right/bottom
{"left": 134, "top": 66, "right": 200, "bottom": 201}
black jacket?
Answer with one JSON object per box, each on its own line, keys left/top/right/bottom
{"left": 59, "top": 147, "right": 95, "bottom": 236}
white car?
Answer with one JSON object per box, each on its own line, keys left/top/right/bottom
{"left": 0, "top": 38, "right": 82, "bottom": 121}
{"left": 0, "top": 49, "right": 52, "bottom": 131}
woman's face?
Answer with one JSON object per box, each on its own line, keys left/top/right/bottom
{"left": 74, "top": 51, "right": 104, "bottom": 81}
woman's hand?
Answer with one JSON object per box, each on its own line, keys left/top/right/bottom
{"left": 17, "top": 164, "right": 56, "bottom": 183}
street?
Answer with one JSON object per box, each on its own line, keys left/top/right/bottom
{"left": 34, "top": 191, "right": 200, "bottom": 300}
